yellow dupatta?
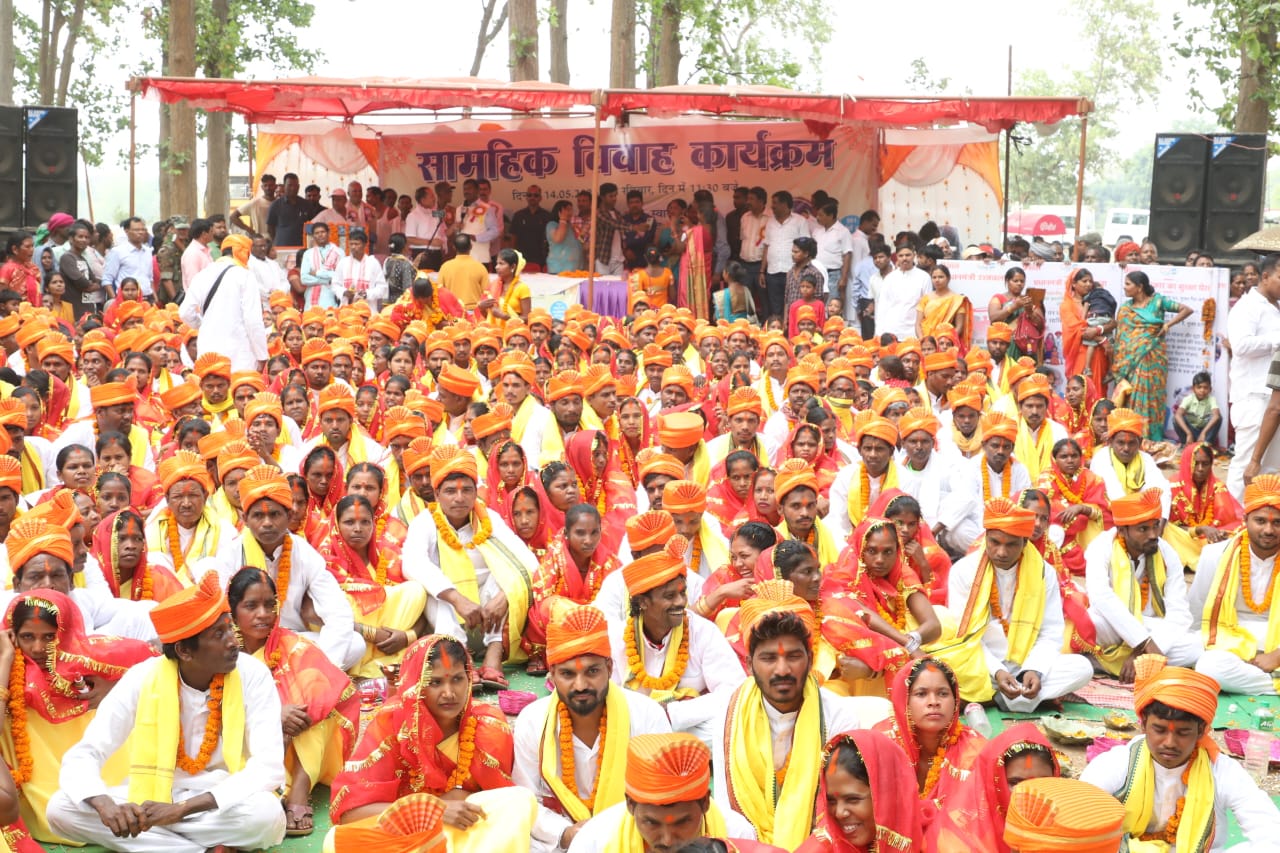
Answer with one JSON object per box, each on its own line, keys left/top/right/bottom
{"left": 1013, "top": 419, "right": 1055, "bottom": 481}
{"left": 432, "top": 502, "right": 532, "bottom": 661}
{"left": 539, "top": 685, "right": 630, "bottom": 822}
{"left": 847, "top": 461, "right": 900, "bottom": 528}
{"left": 511, "top": 393, "right": 539, "bottom": 444}
{"left": 19, "top": 444, "right": 43, "bottom": 493}
{"left": 146, "top": 510, "right": 222, "bottom": 584}
{"left": 1095, "top": 535, "right": 1168, "bottom": 675}
{"left": 603, "top": 802, "right": 730, "bottom": 853}
{"left": 206, "top": 488, "right": 241, "bottom": 530}
{"left": 128, "top": 423, "right": 153, "bottom": 467}
{"left": 1112, "top": 451, "right": 1147, "bottom": 494}
{"left": 392, "top": 489, "right": 428, "bottom": 526}
{"left": 954, "top": 546, "right": 1046, "bottom": 665}
{"left": 324, "top": 428, "right": 400, "bottom": 498}
{"left": 725, "top": 676, "right": 824, "bottom": 848}
{"left": 696, "top": 516, "right": 732, "bottom": 573}
{"left": 777, "top": 518, "right": 840, "bottom": 568}
{"left": 1202, "top": 533, "right": 1280, "bottom": 691}
{"left": 1120, "top": 739, "right": 1216, "bottom": 853}
{"left": 128, "top": 658, "right": 245, "bottom": 804}
{"left": 952, "top": 423, "right": 984, "bottom": 457}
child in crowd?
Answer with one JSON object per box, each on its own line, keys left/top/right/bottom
{"left": 629, "top": 246, "right": 673, "bottom": 310}
{"left": 787, "top": 271, "right": 826, "bottom": 338}
{"left": 1173, "top": 370, "right": 1222, "bottom": 445}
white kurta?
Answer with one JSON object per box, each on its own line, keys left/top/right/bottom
{"left": 568, "top": 801, "right": 758, "bottom": 853}
{"left": 178, "top": 258, "right": 270, "bottom": 373}
{"left": 1192, "top": 540, "right": 1280, "bottom": 695}
{"left": 897, "top": 451, "right": 953, "bottom": 528}
{"left": 1090, "top": 447, "right": 1172, "bottom": 512}
{"left": 937, "top": 456, "right": 1033, "bottom": 552}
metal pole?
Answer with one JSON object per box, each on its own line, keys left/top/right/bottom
{"left": 1001, "top": 45, "right": 1011, "bottom": 251}
{"left": 247, "top": 119, "right": 255, "bottom": 193}
{"left": 82, "top": 152, "right": 94, "bottom": 222}
{"left": 586, "top": 104, "right": 603, "bottom": 309}
{"left": 1075, "top": 116, "right": 1088, "bottom": 244}
{"left": 129, "top": 89, "right": 136, "bottom": 216}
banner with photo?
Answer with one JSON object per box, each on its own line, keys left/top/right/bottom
{"left": 944, "top": 261, "right": 1229, "bottom": 435}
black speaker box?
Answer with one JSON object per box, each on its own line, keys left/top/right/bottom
{"left": 23, "top": 106, "right": 77, "bottom": 227}
{"left": 1202, "top": 133, "right": 1267, "bottom": 256}
{"left": 0, "top": 106, "right": 22, "bottom": 229}
{"left": 1148, "top": 134, "right": 1209, "bottom": 256}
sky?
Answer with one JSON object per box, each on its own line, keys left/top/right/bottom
{"left": 76, "top": 0, "right": 1217, "bottom": 222}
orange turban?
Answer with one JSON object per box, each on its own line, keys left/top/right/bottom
{"left": 193, "top": 352, "right": 233, "bottom": 380}
{"left": 1114, "top": 240, "right": 1141, "bottom": 263}
{"left": 81, "top": 332, "right": 119, "bottom": 364}
{"left": 217, "top": 440, "right": 260, "bottom": 481}
{"left": 501, "top": 323, "right": 531, "bottom": 345}
{"left": 658, "top": 412, "right": 703, "bottom": 449}
{"left": 582, "top": 364, "right": 616, "bottom": 397}
{"left": 1111, "top": 488, "right": 1164, "bottom": 526}
{"left": 244, "top": 392, "right": 283, "bottom": 428}
{"left": 1003, "top": 777, "right": 1126, "bottom": 853}
{"left": 1133, "top": 654, "right": 1219, "bottom": 730}
{"left": 419, "top": 397, "right": 443, "bottom": 425}
{"left": 726, "top": 387, "right": 764, "bottom": 418}
{"left": 846, "top": 347, "right": 874, "bottom": 369}
{"left": 0, "top": 456, "right": 20, "bottom": 495}
{"left": 562, "top": 324, "right": 591, "bottom": 354}
{"left": 318, "top": 385, "right": 356, "bottom": 417}
{"left": 198, "top": 430, "right": 240, "bottom": 461}
{"left": 36, "top": 337, "right": 73, "bottom": 366}
{"left": 0, "top": 399, "right": 24, "bottom": 430}
{"left": 1107, "top": 407, "right": 1146, "bottom": 439}
{"left": 623, "top": 536, "right": 689, "bottom": 596}
{"left": 429, "top": 444, "right": 478, "bottom": 490}
{"left": 825, "top": 357, "right": 856, "bottom": 386}
{"left": 639, "top": 453, "right": 685, "bottom": 483}
{"left": 617, "top": 375, "right": 639, "bottom": 399}
{"left": 149, "top": 571, "right": 230, "bottom": 644}
{"left": 25, "top": 487, "right": 81, "bottom": 528}
{"left": 472, "top": 405, "right": 513, "bottom": 440}
{"left": 239, "top": 464, "right": 293, "bottom": 511}
{"left": 983, "top": 497, "right": 1037, "bottom": 538}
{"left": 626, "top": 510, "right": 676, "bottom": 552}
{"left": 230, "top": 371, "right": 266, "bottom": 396}
{"left": 368, "top": 316, "right": 399, "bottom": 342}
{"left": 642, "top": 345, "right": 673, "bottom": 369}
{"left": 15, "top": 321, "right": 49, "bottom": 350}
{"left": 625, "top": 734, "right": 713, "bottom": 804}
{"left": 500, "top": 352, "right": 537, "bottom": 387}
{"left": 301, "top": 307, "right": 327, "bottom": 327}
{"left": 898, "top": 406, "right": 940, "bottom": 439}
{"left": 1004, "top": 357, "right": 1036, "bottom": 389}
{"left": 1016, "top": 373, "right": 1052, "bottom": 403}
{"left": 855, "top": 413, "right": 898, "bottom": 447}
{"left": 980, "top": 412, "right": 1018, "bottom": 443}
{"left": 160, "top": 380, "right": 203, "bottom": 411}
{"left": 948, "top": 383, "right": 985, "bottom": 413}
{"left": 774, "top": 457, "right": 819, "bottom": 503}
{"left": 896, "top": 338, "right": 923, "bottom": 359}
{"left": 870, "top": 386, "right": 908, "bottom": 416}
{"left": 662, "top": 480, "right": 707, "bottom": 514}
{"left": 933, "top": 322, "right": 958, "bottom": 343}
{"left": 660, "top": 366, "right": 695, "bottom": 397}
{"left": 738, "top": 579, "right": 816, "bottom": 643}
{"left": 332, "top": 793, "right": 447, "bottom": 853}
{"left": 159, "top": 450, "right": 213, "bottom": 494}
{"left": 923, "top": 351, "right": 958, "bottom": 374}
{"left": 383, "top": 406, "right": 426, "bottom": 443}
{"left": 0, "top": 314, "right": 19, "bottom": 338}
{"left": 795, "top": 305, "right": 817, "bottom": 324}
{"left": 89, "top": 377, "right": 138, "bottom": 409}
{"left": 6, "top": 517, "right": 75, "bottom": 571}
{"left": 986, "top": 322, "right": 1013, "bottom": 343}
{"left": 300, "top": 339, "right": 334, "bottom": 366}
{"left": 965, "top": 348, "right": 995, "bottom": 374}
{"left": 423, "top": 334, "right": 454, "bottom": 360}
{"left": 528, "top": 309, "right": 553, "bottom": 330}
{"left": 547, "top": 370, "right": 584, "bottom": 402}
{"left": 437, "top": 363, "right": 480, "bottom": 398}
{"left": 656, "top": 327, "right": 683, "bottom": 351}
{"left": 222, "top": 234, "right": 252, "bottom": 268}
{"left": 545, "top": 604, "right": 612, "bottom": 666}
{"left": 403, "top": 437, "right": 434, "bottom": 477}
{"left": 784, "top": 368, "right": 818, "bottom": 396}
{"left": 1243, "top": 474, "right": 1280, "bottom": 515}
{"left": 269, "top": 291, "right": 293, "bottom": 310}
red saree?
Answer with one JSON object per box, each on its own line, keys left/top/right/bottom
{"left": 317, "top": 510, "right": 396, "bottom": 616}
{"left": 90, "top": 510, "right": 185, "bottom": 603}
{"left": 1048, "top": 374, "right": 1099, "bottom": 439}
{"left": 262, "top": 625, "right": 360, "bottom": 754}
{"left": 774, "top": 423, "right": 839, "bottom": 497}
{"left": 484, "top": 440, "right": 537, "bottom": 532}
{"left": 523, "top": 533, "right": 621, "bottom": 652}
{"left": 1030, "top": 532, "right": 1099, "bottom": 654}
{"left": 706, "top": 476, "right": 751, "bottom": 540}
{"left": 564, "top": 429, "right": 635, "bottom": 553}
{"left": 1035, "top": 464, "right": 1111, "bottom": 577}
{"left": 868, "top": 489, "right": 950, "bottom": 605}
{"left": 1060, "top": 274, "right": 1108, "bottom": 384}
{"left": 1169, "top": 441, "right": 1242, "bottom": 534}
{"left": 301, "top": 452, "right": 345, "bottom": 542}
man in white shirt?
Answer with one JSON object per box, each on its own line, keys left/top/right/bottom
{"left": 737, "top": 187, "right": 769, "bottom": 309}
{"left": 47, "top": 573, "right": 286, "bottom": 853}
{"left": 896, "top": 407, "right": 951, "bottom": 528}
{"left": 177, "top": 236, "right": 269, "bottom": 373}
{"left": 937, "top": 412, "right": 1032, "bottom": 556}
{"left": 814, "top": 201, "right": 853, "bottom": 315}
{"left": 404, "top": 185, "right": 450, "bottom": 263}
{"left": 344, "top": 181, "right": 377, "bottom": 230}
{"left": 299, "top": 384, "right": 388, "bottom": 471}
{"left": 331, "top": 227, "right": 387, "bottom": 310}
{"left": 500, "top": 352, "right": 558, "bottom": 469}
{"left": 1090, "top": 408, "right": 1172, "bottom": 513}
{"left": 760, "top": 190, "right": 810, "bottom": 320}
{"left": 229, "top": 173, "right": 277, "bottom": 239}
{"left": 874, "top": 244, "right": 931, "bottom": 340}
{"left": 246, "top": 236, "right": 288, "bottom": 310}
{"left": 1226, "top": 254, "right": 1280, "bottom": 497}
{"left": 312, "top": 188, "right": 352, "bottom": 226}
{"left": 456, "top": 178, "right": 501, "bottom": 266}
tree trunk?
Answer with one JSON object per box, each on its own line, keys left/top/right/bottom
{"left": 549, "top": 0, "right": 569, "bottom": 84}
{"left": 653, "top": 0, "right": 681, "bottom": 87}
{"left": 202, "top": 0, "right": 231, "bottom": 221}
{"left": 166, "top": 0, "right": 197, "bottom": 218}
{"left": 159, "top": 40, "right": 171, "bottom": 216}
{"left": 0, "top": 0, "right": 15, "bottom": 105}
{"left": 610, "top": 0, "right": 636, "bottom": 88}
{"left": 55, "top": 0, "right": 85, "bottom": 106}
{"left": 508, "top": 0, "right": 538, "bottom": 81}
{"left": 1234, "top": 21, "right": 1275, "bottom": 134}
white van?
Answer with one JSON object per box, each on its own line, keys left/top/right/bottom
{"left": 1103, "top": 208, "right": 1150, "bottom": 247}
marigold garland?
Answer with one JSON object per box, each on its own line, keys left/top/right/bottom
{"left": 688, "top": 534, "right": 703, "bottom": 574}
{"left": 859, "top": 465, "right": 872, "bottom": 520}
{"left": 8, "top": 653, "right": 31, "bottom": 786}
{"left": 1140, "top": 764, "right": 1189, "bottom": 843}
{"left": 373, "top": 513, "right": 389, "bottom": 586}
{"left": 982, "top": 462, "right": 1012, "bottom": 503}
{"left": 624, "top": 615, "right": 689, "bottom": 691}
{"left": 166, "top": 511, "right": 186, "bottom": 577}
{"left": 275, "top": 536, "right": 293, "bottom": 609}
{"left": 431, "top": 500, "right": 494, "bottom": 550}
{"left": 175, "top": 673, "right": 225, "bottom": 775}
{"left": 558, "top": 700, "right": 607, "bottom": 810}
{"left": 986, "top": 558, "right": 1016, "bottom": 631}
{"left": 444, "top": 711, "right": 478, "bottom": 790}
{"left": 763, "top": 376, "right": 778, "bottom": 413}
{"left": 1239, "top": 532, "right": 1275, "bottom": 615}
{"left": 1051, "top": 471, "right": 1086, "bottom": 507}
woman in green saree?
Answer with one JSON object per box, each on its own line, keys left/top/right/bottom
{"left": 1111, "top": 269, "right": 1192, "bottom": 440}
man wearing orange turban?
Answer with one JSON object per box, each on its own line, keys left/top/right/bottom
{"left": 471, "top": 405, "right": 513, "bottom": 458}
{"left": 1003, "top": 777, "right": 1125, "bottom": 853}
{"left": 587, "top": 508, "right": 709, "bottom": 628}
{"left": 300, "top": 384, "right": 392, "bottom": 495}
{"left": 498, "top": 351, "right": 560, "bottom": 468}
{"left": 8, "top": 516, "right": 76, "bottom": 594}
{"left": 1091, "top": 407, "right": 1173, "bottom": 515}
{"left": 760, "top": 368, "right": 818, "bottom": 448}
{"left": 1193, "top": 473, "right": 1280, "bottom": 695}
{"left": 662, "top": 479, "right": 732, "bottom": 578}
{"left": 707, "top": 388, "right": 777, "bottom": 470}
{"left": 1081, "top": 654, "right": 1280, "bottom": 850}
{"left": 53, "top": 376, "right": 158, "bottom": 474}
{"left": 985, "top": 321, "right": 1015, "bottom": 393}
{"left": 1084, "top": 488, "right": 1201, "bottom": 682}
{"left": 178, "top": 237, "right": 270, "bottom": 373}
{"left": 825, "top": 412, "right": 901, "bottom": 544}
{"left": 935, "top": 410, "right": 1032, "bottom": 559}
{"left": 547, "top": 370, "right": 585, "bottom": 450}
{"left": 657, "top": 411, "right": 710, "bottom": 485}
{"left": 511, "top": 604, "right": 674, "bottom": 850}
{"left": 1011, "top": 372, "right": 1068, "bottom": 482}
{"left": 435, "top": 362, "right": 481, "bottom": 445}
{"left": 920, "top": 350, "right": 958, "bottom": 414}
{"left": 46, "top": 568, "right": 288, "bottom": 852}
{"left": 942, "top": 497, "right": 1093, "bottom": 709}
{"left": 753, "top": 334, "right": 793, "bottom": 420}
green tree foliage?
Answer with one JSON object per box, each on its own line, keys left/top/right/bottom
{"left": 1174, "top": 0, "right": 1280, "bottom": 135}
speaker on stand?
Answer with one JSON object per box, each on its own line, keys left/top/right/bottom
{"left": 1147, "top": 134, "right": 1209, "bottom": 258}
{"left": 1201, "top": 133, "right": 1267, "bottom": 259}
{"left": 23, "top": 106, "right": 78, "bottom": 227}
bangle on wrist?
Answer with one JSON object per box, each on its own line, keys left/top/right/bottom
{"left": 404, "top": 629, "right": 417, "bottom": 645}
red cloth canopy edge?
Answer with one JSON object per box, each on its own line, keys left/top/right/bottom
{"left": 132, "top": 76, "right": 1090, "bottom": 131}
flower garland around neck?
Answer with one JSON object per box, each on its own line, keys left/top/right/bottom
{"left": 867, "top": 568, "right": 907, "bottom": 630}
{"left": 688, "top": 533, "right": 703, "bottom": 574}
{"left": 443, "top": 711, "right": 478, "bottom": 791}
{"left": 236, "top": 625, "right": 283, "bottom": 672}
{"left": 1052, "top": 469, "right": 1085, "bottom": 507}
{"left": 1239, "top": 532, "right": 1276, "bottom": 615}
{"left": 176, "top": 673, "right": 225, "bottom": 775}
{"left": 987, "top": 557, "right": 1015, "bottom": 632}
{"left": 624, "top": 615, "right": 689, "bottom": 691}
{"left": 431, "top": 500, "right": 494, "bottom": 550}
{"left": 915, "top": 718, "right": 958, "bottom": 796}
{"left": 373, "top": 513, "right": 390, "bottom": 586}
{"left": 166, "top": 510, "right": 189, "bottom": 577}
{"left": 763, "top": 374, "right": 778, "bottom": 413}
{"left": 577, "top": 472, "right": 607, "bottom": 517}
{"left": 558, "top": 699, "right": 607, "bottom": 809}
{"left": 8, "top": 653, "right": 31, "bottom": 786}
{"left": 1139, "top": 764, "right": 1189, "bottom": 844}
{"left": 981, "top": 461, "right": 1012, "bottom": 503}
{"left": 272, "top": 535, "right": 294, "bottom": 609}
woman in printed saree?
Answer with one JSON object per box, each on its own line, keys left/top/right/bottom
{"left": 1036, "top": 437, "right": 1111, "bottom": 577}
{"left": 926, "top": 723, "right": 1060, "bottom": 853}
{"left": 873, "top": 657, "right": 986, "bottom": 818}
{"left": 988, "top": 267, "right": 1044, "bottom": 363}
{"left": 678, "top": 201, "right": 713, "bottom": 320}
{"left": 774, "top": 422, "right": 839, "bottom": 499}
{"left": 330, "top": 635, "right": 535, "bottom": 851}
{"left": 484, "top": 440, "right": 539, "bottom": 533}
{"left": 1049, "top": 374, "right": 1099, "bottom": 443}
{"left": 564, "top": 430, "right": 635, "bottom": 553}
{"left": 229, "top": 568, "right": 360, "bottom": 837}
{"left": 318, "top": 495, "right": 428, "bottom": 679}
{"left": 1168, "top": 441, "right": 1243, "bottom": 568}
{"left": 300, "top": 444, "right": 343, "bottom": 541}
{"left": 916, "top": 264, "right": 972, "bottom": 355}
{"left": 797, "top": 729, "right": 924, "bottom": 853}
{"left": 91, "top": 509, "right": 186, "bottom": 603}
{"left": 0, "top": 589, "right": 155, "bottom": 842}
{"left": 1111, "top": 270, "right": 1192, "bottom": 441}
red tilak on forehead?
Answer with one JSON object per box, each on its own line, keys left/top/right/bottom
{"left": 777, "top": 642, "right": 786, "bottom": 657}
{"left": 574, "top": 658, "right": 585, "bottom": 673}
{"left": 439, "top": 647, "right": 455, "bottom": 670}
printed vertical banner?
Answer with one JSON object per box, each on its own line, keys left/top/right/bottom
{"left": 942, "top": 261, "right": 1229, "bottom": 436}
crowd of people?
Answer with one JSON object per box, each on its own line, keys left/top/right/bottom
{"left": 0, "top": 174, "right": 1275, "bottom": 853}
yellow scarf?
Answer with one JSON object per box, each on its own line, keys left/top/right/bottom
{"left": 952, "top": 423, "right": 984, "bottom": 457}
{"left": 1096, "top": 535, "right": 1167, "bottom": 675}
{"left": 539, "top": 686, "right": 630, "bottom": 822}
{"left": 695, "top": 517, "right": 732, "bottom": 574}
{"left": 128, "top": 658, "right": 245, "bottom": 804}
{"left": 1112, "top": 451, "right": 1146, "bottom": 494}
{"left": 827, "top": 396, "right": 855, "bottom": 441}
{"left": 128, "top": 424, "right": 153, "bottom": 468}
{"left": 433, "top": 503, "right": 532, "bottom": 660}
{"left": 687, "top": 442, "right": 711, "bottom": 487}
{"left": 206, "top": 488, "right": 241, "bottom": 530}
{"left": 847, "top": 461, "right": 899, "bottom": 528}
{"left": 1014, "top": 419, "right": 1055, "bottom": 482}
{"left": 603, "top": 802, "right": 730, "bottom": 853}
{"left": 1120, "top": 740, "right": 1216, "bottom": 853}
{"left": 511, "top": 393, "right": 539, "bottom": 444}
{"left": 202, "top": 395, "right": 236, "bottom": 423}
{"left": 393, "top": 489, "right": 428, "bottom": 526}
{"left": 726, "top": 676, "right": 824, "bottom": 848}
{"left": 1201, "top": 533, "right": 1280, "bottom": 692}
{"left": 955, "top": 546, "right": 1045, "bottom": 665}
{"left": 19, "top": 444, "right": 43, "bottom": 494}
{"left": 146, "top": 511, "right": 222, "bottom": 584}
{"left": 778, "top": 517, "right": 840, "bottom": 568}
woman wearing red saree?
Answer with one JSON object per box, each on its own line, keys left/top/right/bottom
{"left": 228, "top": 568, "right": 360, "bottom": 837}
{"left": 694, "top": 521, "right": 778, "bottom": 627}
{"left": 564, "top": 429, "right": 636, "bottom": 553}
{"left": 318, "top": 495, "right": 428, "bottom": 679}
{"left": 874, "top": 657, "right": 986, "bottom": 818}
{"left": 95, "top": 430, "right": 163, "bottom": 514}
{"left": 706, "top": 450, "right": 759, "bottom": 539}
{"left": 1170, "top": 441, "right": 1242, "bottom": 554}
{"left": 874, "top": 489, "right": 951, "bottom": 606}
{"left": 331, "top": 634, "right": 532, "bottom": 845}
{"left": 91, "top": 509, "right": 185, "bottom": 603}
{"left": 345, "top": 462, "right": 408, "bottom": 570}
{"left": 522, "top": 504, "right": 621, "bottom": 675}
{"left": 300, "top": 445, "right": 342, "bottom": 541}
{"left": 1049, "top": 374, "right": 1098, "bottom": 442}
{"left": 926, "top": 723, "right": 1059, "bottom": 853}
{"left": 797, "top": 729, "right": 924, "bottom": 853}
{"left": 774, "top": 422, "right": 839, "bottom": 499}
{"left": 745, "top": 467, "right": 781, "bottom": 528}
{"left": 508, "top": 485, "right": 552, "bottom": 561}
{"left": 1035, "top": 437, "right": 1111, "bottom": 577}
{"left": 678, "top": 201, "right": 714, "bottom": 320}
{"left": 484, "top": 440, "right": 538, "bottom": 531}
{"left": 0, "top": 590, "right": 156, "bottom": 842}
{"left": 1060, "top": 268, "right": 1110, "bottom": 385}
{"left": 1019, "top": 489, "right": 1101, "bottom": 657}
{"left": 616, "top": 394, "right": 653, "bottom": 489}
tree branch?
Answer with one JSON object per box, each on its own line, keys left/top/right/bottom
{"left": 55, "top": 0, "right": 85, "bottom": 105}
{"left": 470, "top": 0, "right": 509, "bottom": 76}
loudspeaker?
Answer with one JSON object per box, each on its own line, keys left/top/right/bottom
{"left": 1202, "top": 133, "right": 1267, "bottom": 256}
{"left": 23, "top": 106, "right": 77, "bottom": 227}
{"left": 1148, "top": 134, "right": 1209, "bottom": 257}
{"left": 0, "top": 106, "right": 22, "bottom": 229}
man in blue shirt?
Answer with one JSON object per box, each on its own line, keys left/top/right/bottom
{"left": 101, "top": 216, "right": 155, "bottom": 299}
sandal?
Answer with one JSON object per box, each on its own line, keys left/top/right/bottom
{"left": 526, "top": 650, "right": 548, "bottom": 676}
{"left": 284, "top": 802, "right": 314, "bottom": 837}
{"left": 478, "top": 666, "right": 510, "bottom": 690}
{"left": 470, "top": 668, "right": 482, "bottom": 687}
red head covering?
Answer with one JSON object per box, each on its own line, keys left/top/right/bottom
{"left": 887, "top": 657, "right": 961, "bottom": 767}
{"left": 813, "top": 730, "right": 925, "bottom": 853}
